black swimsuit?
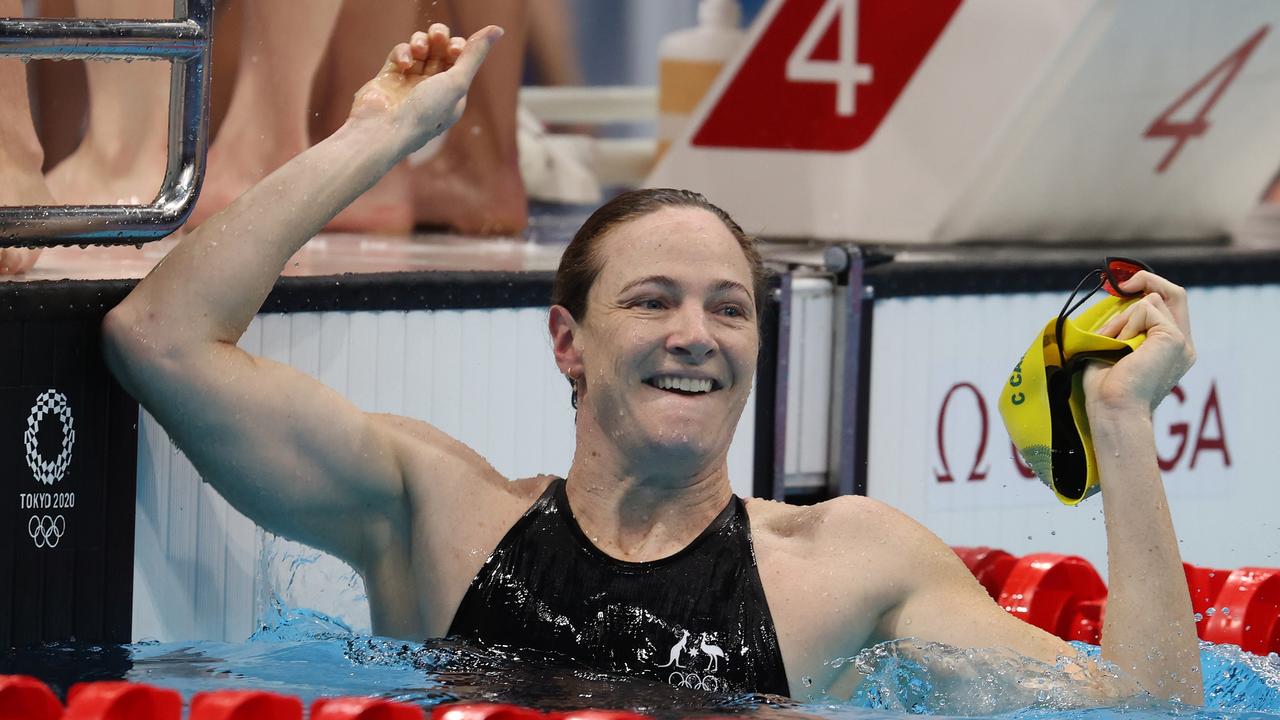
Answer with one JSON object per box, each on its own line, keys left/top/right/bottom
{"left": 447, "top": 478, "right": 791, "bottom": 696}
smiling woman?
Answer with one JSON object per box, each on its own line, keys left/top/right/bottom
{"left": 547, "top": 192, "right": 762, "bottom": 475}
{"left": 547, "top": 189, "right": 765, "bottom": 410}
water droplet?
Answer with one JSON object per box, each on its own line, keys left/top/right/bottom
{"left": 802, "top": 676, "right": 813, "bottom": 687}
{"left": 1194, "top": 612, "right": 1203, "bottom": 622}
{"left": 1205, "top": 607, "right": 1215, "bottom": 617}
{"left": 1222, "top": 607, "right": 1230, "bottom": 617}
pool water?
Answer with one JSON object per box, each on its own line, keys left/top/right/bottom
{"left": 3, "top": 606, "right": 1278, "bottom": 720}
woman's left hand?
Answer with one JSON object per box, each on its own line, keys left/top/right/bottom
{"left": 1083, "top": 271, "right": 1196, "bottom": 416}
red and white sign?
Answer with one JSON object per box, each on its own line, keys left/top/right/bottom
{"left": 865, "top": 288, "right": 1277, "bottom": 575}
{"left": 694, "top": 0, "right": 962, "bottom": 151}
{"left": 649, "top": 0, "right": 1280, "bottom": 243}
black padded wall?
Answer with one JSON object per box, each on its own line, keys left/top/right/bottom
{"left": 0, "top": 307, "right": 137, "bottom": 649}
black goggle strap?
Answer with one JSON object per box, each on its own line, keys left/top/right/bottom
{"left": 1054, "top": 271, "right": 1104, "bottom": 368}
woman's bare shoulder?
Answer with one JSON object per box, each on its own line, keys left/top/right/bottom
{"left": 371, "top": 413, "right": 513, "bottom": 493}
{"left": 746, "top": 494, "right": 935, "bottom": 552}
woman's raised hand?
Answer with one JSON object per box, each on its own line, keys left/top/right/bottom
{"left": 1084, "top": 271, "right": 1196, "bottom": 417}
{"left": 350, "top": 24, "right": 503, "bottom": 149}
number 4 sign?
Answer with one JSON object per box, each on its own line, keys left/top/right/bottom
{"left": 694, "top": 0, "right": 963, "bottom": 152}
{"left": 1144, "top": 25, "right": 1270, "bottom": 173}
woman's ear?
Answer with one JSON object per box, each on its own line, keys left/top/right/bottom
{"left": 548, "top": 305, "right": 583, "bottom": 378}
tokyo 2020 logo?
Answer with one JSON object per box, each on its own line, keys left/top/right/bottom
{"left": 24, "top": 389, "right": 75, "bottom": 486}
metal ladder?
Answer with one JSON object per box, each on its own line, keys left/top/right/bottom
{"left": 0, "top": 0, "right": 211, "bottom": 246}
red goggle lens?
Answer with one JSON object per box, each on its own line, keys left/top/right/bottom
{"left": 1101, "top": 258, "right": 1148, "bottom": 297}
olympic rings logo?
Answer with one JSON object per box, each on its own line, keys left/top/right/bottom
{"left": 28, "top": 515, "right": 65, "bottom": 549}
{"left": 24, "top": 389, "right": 76, "bottom": 486}
{"left": 668, "top": 671, "right": 720, "bottom": 692}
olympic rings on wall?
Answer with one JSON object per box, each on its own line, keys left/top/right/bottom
{"left": 28, "top": 515, "right": 66, "bottom": 549}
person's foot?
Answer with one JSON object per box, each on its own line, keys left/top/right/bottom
{"left": 183, "top": 129, "right": 307, "bottom": 229}
{"left": 326, "top": 161, "right": 414, "bottom": 235}
{"left": 0, "top": 247, "right": 40, "bottom": 275}
{"left": 411, "top": 140, "right": 528, "bottom": 236}
{"left": 0, "top": 160, "right": 57, "bottom": 275}
{"left": 45, "top": 140, "right": 168, "bottom": 207}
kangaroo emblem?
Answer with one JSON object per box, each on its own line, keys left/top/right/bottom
{"left": 700, "top": 641, "right": 725, "bottom": 673}
{"left": 656, "top": 629, "right": 690, "bottom": 668}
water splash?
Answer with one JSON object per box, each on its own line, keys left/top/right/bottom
{"left": 827, "top": 639, "right": 1127, "bottom": 715}
{"left": 6, "top": 613, "right": 1280, "bottom": 718}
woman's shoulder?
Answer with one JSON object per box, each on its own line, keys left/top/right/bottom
{"left": 747, "top": 491, "right": 906, "bottom": 543}
{"left": 745, "top": 494, "right": 934, "bottom": 554}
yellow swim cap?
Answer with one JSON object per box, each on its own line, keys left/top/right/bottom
{"left": 998, "top": 295, "right": 1145, "bottom": 505}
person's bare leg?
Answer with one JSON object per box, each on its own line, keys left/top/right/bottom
{"left": 412, "top": 0, "right": 528, "bottom": 235}
{"left": 527, "top": 0, "right": 583, "bottom": 87}
{"left": 0, "top": 0, "right": 52, "bottom": 274}
{"left": 316, "top": 0, "right": 416, "bottom": 234}
{"left": 31, "top": 0, "right": 86, "bottom": 172}
{"left": 184, "top": 0, "right": 343, "bottom": 228}
{"left": 45, "top": 0, "right": 171, "bottom": 206}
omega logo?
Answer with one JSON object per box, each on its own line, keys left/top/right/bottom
{"left": 934, "top": 383, "right": 990, "bottom": 483}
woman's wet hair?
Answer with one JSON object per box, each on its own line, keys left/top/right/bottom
{"left": 551, "top": 188, "right": 769, "bottom": 324}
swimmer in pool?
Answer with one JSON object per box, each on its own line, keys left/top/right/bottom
{"left": 104, "top": 25, "right": 1203, "bottom": 702}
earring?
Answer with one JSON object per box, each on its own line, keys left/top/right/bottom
{"left": 567, "top": 368, "right": 580, "bottom": 410}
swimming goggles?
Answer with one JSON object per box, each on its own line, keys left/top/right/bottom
{"left": 1054, "top": 257, "right": 1152, "bottom": 368}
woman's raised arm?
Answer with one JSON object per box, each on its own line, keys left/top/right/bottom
{"left": 102, "top": 26, "right": 502, "bottom": 565}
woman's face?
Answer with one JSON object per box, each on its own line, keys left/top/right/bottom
{"left": 573, "top": 206, "right": 760, "bottom": 474}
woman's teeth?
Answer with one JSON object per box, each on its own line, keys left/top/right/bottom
{"left": 653, "top": 376, "right": 713, "bottom": 393}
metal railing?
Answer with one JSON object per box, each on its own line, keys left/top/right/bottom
{"left": 0, "top": 0, "right": 211, "bottom": 247}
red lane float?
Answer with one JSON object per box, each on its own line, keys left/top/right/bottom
{"left": 954, "top": 546, "right": 1017, "bottom": 601}
{"left": 313, "top": 696, "right": 426, "bottom": 719}
{"left": 64, "top": 681, "right": 182, "bottom": 720}
{"left": 0, "top": 675, "right": 62, "bottom": 720}
{"left": 995, "top": 553, "right": 1108, "bottom": 640}
{"left": 955, "top": 547, "right": 1280, "bottom": 655}
{"left": 190, "top": 690, "right": 303, "bottom": 719}
{"left": 0, "top": 679, "right": 546, "bottom": 720}
{"left": 1184, "top": 563, "right": 1230, "bottom": 618}
{"left": 432, "top": 704, "right": 545, "bottom": 720}
{"left": 1063, "top": 598, "right": 1104, "bottom": 646}
{"left": 1201, "top": 567, "right": 1280, "bottom": 656}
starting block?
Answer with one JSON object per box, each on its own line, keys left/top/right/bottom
{"left": 649, "top": 0, "right": 1280, "bottom": 242}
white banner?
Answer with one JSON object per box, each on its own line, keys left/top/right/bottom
{"left": 867, "top": 286, "right": 1268, "bottom": 574}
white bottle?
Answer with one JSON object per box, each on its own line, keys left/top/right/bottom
{"left": 656, "top": 0, "right": 745, "bottom": 159}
